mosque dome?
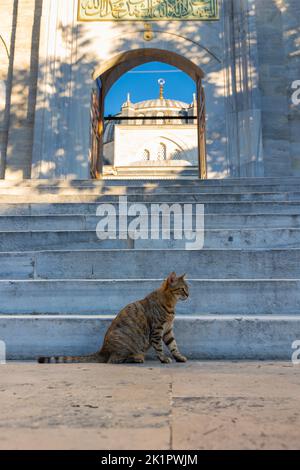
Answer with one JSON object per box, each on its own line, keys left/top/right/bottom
{"left": 129, "top": 98, "right": 190, "bottom": 110}
{"left": 103, "top": 79, "right": 196, "bottom": 147}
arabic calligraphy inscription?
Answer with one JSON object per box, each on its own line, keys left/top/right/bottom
{"left": 78, "top": 0, "right": 218, "bottom": 21}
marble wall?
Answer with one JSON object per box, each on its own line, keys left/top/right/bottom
{"left": 0, "top": 0, "right": 299, "bottom": 179}
{"left": 112, "top": 125, "right": 198, "bottom": 167}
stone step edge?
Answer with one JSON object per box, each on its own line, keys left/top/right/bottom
{"left": 0, "top": 278, "right": 299, "bottom": 283}
{"left": 1, "top": 177, "right": 300, "bottom": 184}
{"left": 2, "top": 194, "right": 300, "bottom": 200}
{"left": 1, "top": 212, "right": 300, "bottom": 218}
{"left": 1, "top": 315, "right": 299, "bottom": 360}
{"left": 2, "top": 193, "right": 300, "bottom": 199}
{"left": 0, "top": 314, "right": 299, "bottom": 320}
{"left": 0, "top": 247, "right": 299, "bottom": 255}
{"left": 0, "top": 199, "right": 300, "bottom": 205}
{"left": 0, "top": 228, "right": 298, "bottom": 233}
{"left": 1, "top": 192, "right": 300, "bottom": 196}
{"left": 1, "top": 191, "right": 300, "bottom": 194}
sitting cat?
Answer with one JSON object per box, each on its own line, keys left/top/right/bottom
{"left": 38, "top": 271, "right": 189, "bottom": 364}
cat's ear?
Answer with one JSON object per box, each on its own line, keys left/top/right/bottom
{"left": 179, "top": 273, "right": 186, "bottom": 280}
{"left": 167, "top": 271, "right": 177, "bottom": 286}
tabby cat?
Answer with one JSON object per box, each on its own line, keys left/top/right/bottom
{"left": 38, "top": 272, "right": 189, "bottom": 364}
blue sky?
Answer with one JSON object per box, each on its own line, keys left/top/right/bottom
{"left": 104, "top": 62, "right": 196, "bottom": 116}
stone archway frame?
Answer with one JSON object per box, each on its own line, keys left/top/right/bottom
{"left": 92, "top": 48, "right": 209, "bottom": 179}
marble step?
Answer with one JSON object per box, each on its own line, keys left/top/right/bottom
{"left": 0, "top": 213, "right": 299, "bottom": 230}
{"left": 2, "top": 187, "right": 300, "bottom": 201}
{"left": 1, "top": 314, "right": 299, "bottom": 360}
{"left": 1, "top": 200, "right": 300, "bottom": 215}
{"left": 0, "top": 279, "right": 299, "bottom": 315}
{"left": 0, "top": 249, "right": 299, "bottom": 280}
{"left": 0, "top": 181, "right": 300, "bottom": 195}
{"left": 0, "top": 227, "right": 299, "bottom": 251}
{"left": 1, "top": 177, "right": 300, "bottom": 188}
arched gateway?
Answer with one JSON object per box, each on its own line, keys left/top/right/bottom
{"left": 90, "top": 48, "right": 207, "bottom": 179}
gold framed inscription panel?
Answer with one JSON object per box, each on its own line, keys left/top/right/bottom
{"left": 77, "top": 0, "right": 219, "bottom": 22}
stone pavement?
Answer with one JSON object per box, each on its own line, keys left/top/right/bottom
{"left": 0, "top": 361, "right": 299, "bottom": 450}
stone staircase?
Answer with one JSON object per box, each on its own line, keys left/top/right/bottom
{"left": 1, "top": 177, "right": 300, "bottom": 360}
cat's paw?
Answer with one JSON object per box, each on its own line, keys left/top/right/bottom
{"left": 174, "top": 354, "right": 187, "bottom": 363}
{"left": 159, "top": 356, "right": 172, "bottom": 364}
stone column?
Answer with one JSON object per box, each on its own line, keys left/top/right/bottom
{"left": 4, "top": 0, "right": 43, "bottom": 180}
{"left": 222, "top": 0, "right": 264, "bottom": 177}
{"left": 0, "top": 0, "right": 14, "bottom": 178}
{"left": 278, "top": 0, "right": 300, "bottom": 176}
{"left": 255, "top": 0, "right": 293, "bottom": 176}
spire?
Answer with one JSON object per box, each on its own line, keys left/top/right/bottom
{"left": 158, "top": 78, "right": 165, "bottom": 100}
{"left": 121, "top": 92, "right": 133, "bottom": 109}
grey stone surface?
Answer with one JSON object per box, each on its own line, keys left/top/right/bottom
{"left": 0, "top": 227, "right": 299, "bottom": 251}
{"left": 0, "top": 249, "right": 300, "bottom": 280}
{"left": 2, "top": 198, "right": 300, "bottom": 211}
{"left": 1, "top": 315, "right": 300, "bottom": 360}
{"left": 0, "top": 212, "right": 299, "bottom": 231}
{"left": 0, "top": 279, "right": 299, "bottom": 315}
{"left": 1, "top": 177, "right": 300, "bottom": 187}
{"left": 2, "top": 191, "right": 300, "bottom": 202}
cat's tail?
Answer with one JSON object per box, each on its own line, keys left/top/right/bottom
{"left": 37, "top": 352, "right": 107, "bottom": 364}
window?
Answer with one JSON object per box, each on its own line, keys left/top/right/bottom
{"left": 157, "top": 143, "right": 167, "bottom": 161}
{"left": 142, "top": 149, "right": 150, "bottom": 161}
{"left": 172, "top": 149, "right": 182, "bottom": 160}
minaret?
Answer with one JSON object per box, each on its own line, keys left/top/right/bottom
{"left": 121, "top": 92, "right": 134, "bottom": 124}
{"left": 158, "top": 78, "right": 165, "bottom": 100}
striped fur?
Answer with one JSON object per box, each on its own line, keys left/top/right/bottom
{"left": 37, "top": 272, "right": 189, "bottom": 364}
